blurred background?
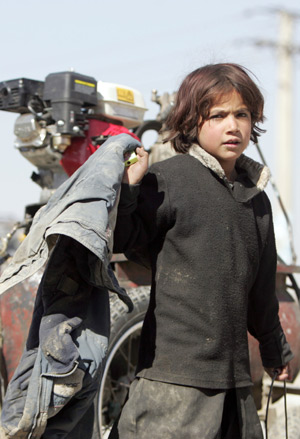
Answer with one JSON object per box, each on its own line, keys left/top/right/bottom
{"left": 0, "top": 0, "right": 299, "bottom": 265}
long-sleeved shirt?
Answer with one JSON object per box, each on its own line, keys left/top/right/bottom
{"left": 114, "top": 144, "right": 293, "bottom": 389}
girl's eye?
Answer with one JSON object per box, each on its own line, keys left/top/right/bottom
{"left": 237, "top": 112, "right": 249, "bottom": 118}
{"left": 210, "top": 114, "right": 222, "bottom": 119}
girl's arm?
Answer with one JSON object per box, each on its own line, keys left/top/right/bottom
{"left": 247, "top": 194, "right": 293, "bottom": 379}
{"left": 114, "top": 150, "right": 170, "bottom": 268}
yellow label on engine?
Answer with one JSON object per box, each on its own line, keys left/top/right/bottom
{"left": 117, "top": 87, "right": 135, "bottom": 104}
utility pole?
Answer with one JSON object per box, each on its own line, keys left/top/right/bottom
{"left": 254, "top": 9, "right": 300, "bottom": 213}
{"left": 253, "top": 8, "right": 300, "bottom": 263}
{"left": 277, "top": 10, "right": 295, "bottom": 212}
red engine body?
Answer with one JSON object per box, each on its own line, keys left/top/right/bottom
{"left": 60, "top": 119, "right": 140, "bottom": 176}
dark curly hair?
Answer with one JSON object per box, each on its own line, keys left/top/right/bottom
{"left": 164, "top": 63, "right": 265, "bottom": 153}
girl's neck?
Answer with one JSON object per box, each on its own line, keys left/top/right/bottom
{"left": 226, "top": 167, "right": 237, "bottom": 182}
{"left": 219, "top": 161, "right": 237, "bottom": 182}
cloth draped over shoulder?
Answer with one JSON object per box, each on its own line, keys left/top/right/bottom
{"left": 0, "top": 134, "right": 141, "bottom": 439}
{"left": 0, "top": 133, "right": 141, "bottom": 310}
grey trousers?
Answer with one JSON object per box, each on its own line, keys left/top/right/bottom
{"left": 113, "top": 378, "right": 263, "bottom": 439}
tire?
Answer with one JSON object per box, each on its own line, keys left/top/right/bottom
{"left": 0, "top": 347, "right": 7, "bottom": 412}
{"left": 95, "top": 286, "right": 150, "bottom": 439}
{"left": 134, "top": 120, "right": 162, "bottom": 141}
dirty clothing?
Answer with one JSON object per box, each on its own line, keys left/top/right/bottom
{"left": 113, "top": 144, "right": 293, "bottom": 436}
{"left": 115, "top": 145, "right": 293, "bottom": 388}
{"left": 0, "top": 134, "right": 141, "bottom": 439}
{"left": 2, "top": 237, "right": 110, "bottom": 439}
{"left": 116, "top": 378, "right": 263, "bottom": 439}
{"left": 0, "top": 134, "right": 141, "bottom": 311}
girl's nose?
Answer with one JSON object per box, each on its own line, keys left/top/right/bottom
{"left": 226, "top": 115, "right": 239, "bottom": 132}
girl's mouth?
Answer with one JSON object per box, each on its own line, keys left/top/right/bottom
{"left": 224, "top": 139, "right": 240, "bottom": 147}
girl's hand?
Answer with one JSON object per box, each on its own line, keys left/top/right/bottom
{"left": 264, "top": 363, "right": 291, "bottom": 381}
{"left": 123, "top": 146, "right": 149, "bottom": 184}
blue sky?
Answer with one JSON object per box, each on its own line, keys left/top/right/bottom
{"left": 0, "top": 0, "right": 300, "bottom": 263}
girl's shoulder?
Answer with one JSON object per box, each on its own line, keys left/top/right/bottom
{"left": 149, "top": 153, "right": 198, "bottom": 174}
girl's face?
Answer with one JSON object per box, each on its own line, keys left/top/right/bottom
{"left": 197, "top": 90, "right": 251, "bottom": 176}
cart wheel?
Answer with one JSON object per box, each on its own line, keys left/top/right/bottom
{"left": 95, "top": 286, "right": 150, "bottom": 438}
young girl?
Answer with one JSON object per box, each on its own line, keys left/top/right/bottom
{"left": 112, "top": 63, "right": 293, "bottom": 439}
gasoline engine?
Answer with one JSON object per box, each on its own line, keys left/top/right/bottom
{"left": 0, "top": 71, "right": 147, "bottom": 215}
